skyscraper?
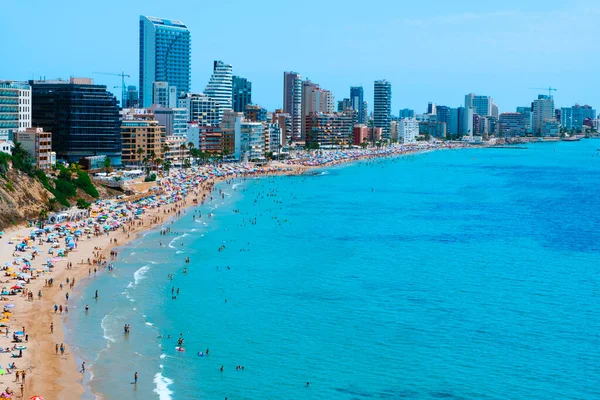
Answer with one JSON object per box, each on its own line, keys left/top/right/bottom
{"left": 283, "top": 72, "right": 302, "bottom": 141}
{"left": 374, "top": 80, "right": 392, "bottom": 138}
{"left": 232, "top": 76, "right": 252, "bottom": 113}
{"left": 139, "top": 16, "right": 191, "bottom": 108}
{"left": 205, "top": 61, "right": 233, "bottom": 123}
{"left": 532, "top": 95, "right": 554, "bottom": 135}
{"left": 465, "top": 93, "right": 495, "bottom": 117}
{"left": 301, "top": 80, "right": 333, "bottom": 138}
{"left": 350, "top": 86, "right": 365, "bottom": 123}
{"left": 125, "top": 85, "right": 139, "bottom": 108}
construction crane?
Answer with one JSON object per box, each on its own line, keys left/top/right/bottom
{"left": 529, "top": 86, "right": 557, "bottom": 98}
{"left": 92, "top": 72, "right": 131, "bottom": 107}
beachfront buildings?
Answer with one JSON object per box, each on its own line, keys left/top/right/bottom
{"left": 178, "top": 93, "right": 220, "bottom": 126}
{"left": 305, "top": 112, "right": 354, "bottom": 147}
{"left": 120, "top": 110, "right": 166, "bottom": 165}
{"left": 232, "top": 76, "right": 252, "bottom": 113}
{"left": 139, "top": 16, "right": 191, "bottom": 107}
{"left": 14, "top": 127, "right": 53, "bottom": 170}
{"left": 221, "top": 110, "right": 266, "bottom": 161}
{"left": 164, "top": 135, "right": 189, "bottom": 166}
{"left": 205, "top": 61, "right": 233, "bottom": 123}
{"left": 398, "top": 118, "right": 419, "bottom": 144}
{"left": 399, "top": 109, "right": 415, "bottom": 119}
{"left": 560, "top": 104, "right": 596, "bottom": 131}
{"left": 30, "top": 78, "right": 122, "bottom": 164}
{"left": 187, "top": 123, "right": 224, "bottom": 155}
{"left": 0, "top": 81, "right": 31, "bottom": 141}
{"left": 419, "top": 121, "right": 446, "bottom": 138}
{"left": 350, "top": 86, "right": 365, "bottom": 124}
{"left": 283, "top": 72, "right": 303, "bottom": 141}
{"left": 265, "top": 122, "right": 283, "bottom": 155}
{"left": 532, "top": 95, "right": 555, "bottom": 135}
{"left": 301, "top": 80, "right": 334, "bottom": 138}
{"left": 272, "top": 109, "right": 292, "bottom": 148}
{"left": 374, "top": 80, "right": 392, "bottom": 138}
{"left": 153, "top": 107, "right": 187, "bottom": 137}
{"left": 499, "top": 113, "right": 528, "bottom": 137}
{"left": 465, "top": 93, "right": 497, "bottom": 118}
{"left": 245, "top": 105, "right": 267, "bottom": 122}
{"left": 353, "top": 124, "right": 382, "bottom": 145}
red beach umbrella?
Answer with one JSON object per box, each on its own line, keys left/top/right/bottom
{"left": 30, "top": 397, "right": 44, "bottom": 400}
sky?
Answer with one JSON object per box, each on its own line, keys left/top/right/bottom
{"left": 2, "top": 0, "right": 599, "bottom": 114}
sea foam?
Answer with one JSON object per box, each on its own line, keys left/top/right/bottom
{"left": 153, "top": 372, "right": 174, "bottom": 400}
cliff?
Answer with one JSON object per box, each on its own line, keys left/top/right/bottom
{"left": 0, "top": 169, "right": 53, "bottom": 229}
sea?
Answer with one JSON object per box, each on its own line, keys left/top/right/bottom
{"left": 66, "top": 140, "right": 600, "bottom": 400}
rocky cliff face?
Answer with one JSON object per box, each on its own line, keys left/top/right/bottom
{"left": 0, "top": 169, "right": 53, "bottom": 229}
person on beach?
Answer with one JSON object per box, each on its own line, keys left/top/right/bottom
{"left": 95, "top": 290, "right": 98, "bottom": 299}
{"left": 85, "top": 304, "right": 89, "bottom": 312}
{"left": 55, "top": 344, "right": 59, "bottom": 354}
{"left": 50, "top": 322, "right": 54, "bottom": 333}
{"left": 134, "top": 371, "right": 138, "bottom": 384}
{"left": 80, "top": 361, "right": 86, "bottom": 373}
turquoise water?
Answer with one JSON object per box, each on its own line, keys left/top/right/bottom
{"left": 68, "top": 141, "right": 600, "bottom": 400}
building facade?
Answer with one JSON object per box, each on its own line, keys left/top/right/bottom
{"left": 139, "top": 16, "right": 191, "bottom": 107}
{"left": 374, "top": 80, "right": 392, "bottom": 138}
{"left": 178, "top": 93, "right": 220, "bottom": 126}
{"left": 499, "top": 113, "right": 528, "bottom": 137}
{"left": 152, "top": 81, "right": 177, "bottom": 108}
{"left": 560, "top": 104, "right": 596, "bottom": 131}
{"left": 15, "top": 127, "right": 53, "bottom": 170}
{"left": 398, "top": 118, "right": 419, "bottom": 143}
{"left": 283, "top": 72, "right": 303, "bottom": 141}
{"left": 419, "top": 121, "right": 446, "bottom": 138}
{"left": 532, "top": 95, "right": 555, "bottom": 135}
{"left": 305, "top": 112, "right": 354, "bottom": 147}
{"left": 204, "top": 60, "right": 233, "bottom": 123}
{"left": 153, "top": 107, "right": 188, "bottom": 136}
{"left": 30, "top": 78, "right": 122, "bottom": 164}
{"left": 232, "top": 76, "right": 252, "bottom": 113}
{"left": 0, "top": 81, "right": 31, "bottom": 141}
{"left": 301, "top": 80, "right": 334, "bottom": 138}
{"left": 120, "top": 110, "right": 166, "bottom": 166}
{"left": 399, "top": 108, "right": 415, "bottom": 119}
{"left": 125, "top": 85, "right": 139, "bottom": 108}
{"left": 244, "top": 104, "right": 267, "bottom": 122}
{"left": 350, "top": 86, "right": 365, "bottom": 124}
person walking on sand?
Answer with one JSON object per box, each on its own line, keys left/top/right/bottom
{"left": 50, "top": 322, "right": 54, "bottom": 333}
{"left": 80, "top": 361, "right": 86, "bottom": 373}
{"left": 55, "top": 343, "right": 59, "bottom": 354}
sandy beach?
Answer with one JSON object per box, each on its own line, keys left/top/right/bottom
{"left": 0, "top": 143, "right": 457, "bottom": 399}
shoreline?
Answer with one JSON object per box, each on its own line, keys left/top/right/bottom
{"left": 1, "top": 143, "right": 459, "bottom": 399}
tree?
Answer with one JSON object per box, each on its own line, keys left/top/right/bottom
{"left": 183, "top": 158, "right": 191, "bottom": 170}
{"left": 136, "top": 147, "right": 144, "bottom": 167}
{"left": 76, "top": 198, "right": 91, "bottom": 209}
{"left": 142, "top": 156, "right": 149, "bottom": 174}
{"left": 162, "top": 160, "right": 172, "bottom": 176}
{"left": 103, "top": 156, "right": 112, "bottom": 174}
{"left": 47, "top": 197, "right": 58, "bottom": 212}
{"left": 38, "top": 208, "right": 48, "bottom": 228}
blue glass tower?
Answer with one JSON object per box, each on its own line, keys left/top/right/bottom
{"left": 139, "top": 16, "right": 191, "bottom": 107}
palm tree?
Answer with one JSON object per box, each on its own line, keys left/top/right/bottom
{"left": 103, "top": 156, "right": 112, "bottom": 175}
{"left": 154, "top": 158, "right": 162, "bottom": 176}
{"left": 150, "top": 150, "right": 157, "bottom": 172}
{"left": 136, "top": 147, "right": 144, "bottom": 167}
{"left": 183, "top": 158, "right": 191, "bottom": 170}
{"left": 162, "top": 160, "right": 172, "bottom": 176}
{"left": 47, "top": 197, "right": 58, "bottom": 212}
{"left": 142, "top": 156, "right": 149, "bottom": 174}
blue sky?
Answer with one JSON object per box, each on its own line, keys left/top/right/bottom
{"left": 2, "top": 0, "right": 598, "bottom": 114}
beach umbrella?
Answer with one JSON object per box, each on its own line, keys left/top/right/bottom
{"left": 30, "top": 396, "right": 44, "bottom": 400}
{"left": 4, "top": 304, "right": 14, "bottom": 308}
{"left": 14, "top": 331, "right": 23, "bottom": 335}
{"left": 0, "top": 369, "right": 5, "bottom": 375}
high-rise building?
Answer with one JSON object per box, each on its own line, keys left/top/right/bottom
{"left": 283, "top": 72, "right": 302, "bottom": 141}
{"left": 301, "top": 80, "right": 333, "bottom": 138}
{"left": 499, "top": 113, "right": 528, "bottom": 137}
{"left": 374, "top": 80, "right": 392, "bottom": 138}
{"left": 398, "top": 118, "right": 419, "bottom": 143}
{"left": 125, "top": 85, "right": 139, "bottom": 108}
{"left": 153, "top": 106, "right": 188, "bottom": 137}
{"left": 244, "top": 104, "right": 267, "bottom": 122}
{"left": 560, "top": 104, "right": 596, "bottom": 130}
{"left": 232, "top": 76, "right": 252, "bottom": 113}
{"left": 272, "top": 109, "right": 291, "bottom": 149}
{"left": 399, "top": 109, "right": 415, "bottom": 119}
{"left": 516, "top": 106, "right": 532, "bottom": 133}
{"left": 205, "top": 60, "right": 233, "bottom": 123}
{"left": 532, "top": 95, "right": 555, "bottom": 135}
{"left": 305, "top": 111, "right": 354, "bottom": 147}
{"left": 427, "top": 102, "right": 437, "bottom": 115}
{"left": 419, "top": 121, "right": 446, "bottom": 138}
{"left": 362, "top": 101, "right": 368, "bottom": 124}
{"left": 139, "top": 16, "right": 191, "bottom": 107}
{"left": 178, "top": 93, "right": 220, "bottom": 126}
{"left": 30, "top": 78, "right": 122, "bottom": 164}
{"left": 350, "top": 86, "right": 365, "bottom": 123}
{"left": 152, "top": 82, "right": 177, "bottom": 108}
{"left": 0, "top": 81, "right": 31, "bottom": 141}
{"left": 337, "top": 98, "right": 352, "bottom": 112}
{"left": 458, "top": 107, "right": 474, "bottom": 136}
{"left": 465, "top": 93, "right": 496, "bottom": 117}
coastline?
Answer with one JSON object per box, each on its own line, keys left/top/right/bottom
{"left": 2, "top": 143, "right": 457, "bottom": 399}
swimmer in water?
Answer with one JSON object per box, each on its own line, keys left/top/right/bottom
{"left": 85, "top": 305, "right": 89, "bottom": 311}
